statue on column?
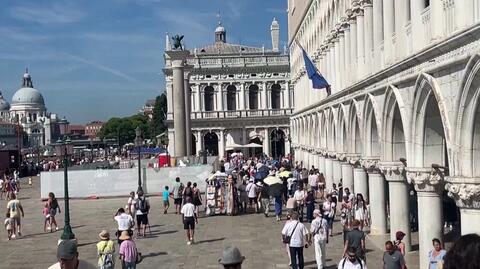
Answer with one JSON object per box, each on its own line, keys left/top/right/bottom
{"left": 171, "top": 35, "right": 184, "bottom": 51}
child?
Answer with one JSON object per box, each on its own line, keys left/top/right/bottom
{"left": 5, "top": 212, "right": 13, "bottom": 240}
{"left": 42, "top": 203, "right": 50, "bottom": 232}
{"left": 163, "top": 186, "right": 170, "bottom": 214}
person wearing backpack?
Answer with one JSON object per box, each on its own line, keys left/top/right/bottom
{"left": 172, "top": 177, "right": 183, "bottom": 214}
{"left": 182, "top": 181, "right": 193, "bottom": 205}
{"left": 135, "top": 191, "right": 150, "bottom": 237}
{"left": 97, "top": 230, "right": 115, "bottom": 269}
{"left": 337, "top": 247, "right": 367, "bottom": 269}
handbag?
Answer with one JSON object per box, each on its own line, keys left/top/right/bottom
{"left": 282, "top": 221, "right": 300, "bottom": 244}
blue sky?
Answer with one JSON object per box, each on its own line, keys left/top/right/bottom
{"left": 0, "top": 0, "right": 287, "bottom": 124}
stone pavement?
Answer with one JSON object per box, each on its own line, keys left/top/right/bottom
{"left": 0, "top": 177, "right": 419, "bottom": 269}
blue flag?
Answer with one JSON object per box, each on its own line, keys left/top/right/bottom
{"left": 299, "top": 43, "right": 331, "bottom": 95}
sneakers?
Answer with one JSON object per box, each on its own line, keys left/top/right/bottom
{"left": 187, "top": 241, "right": 191, "bottom": 245}
{"left": 190, "top": 238, "right": 194, "bottom": 244}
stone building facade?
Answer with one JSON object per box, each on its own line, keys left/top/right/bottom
{"left": 164, "top": 19, "right": 293, "bottom": 159}
{"left": 288, "top": 0, "right": 480, "bottom": 267}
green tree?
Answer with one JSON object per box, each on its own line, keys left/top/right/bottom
{"left": 151, "top": 93, "right": 168, "bottom": 137}
{"left": 99, "top": 114, "right": 151, "bottom": 146}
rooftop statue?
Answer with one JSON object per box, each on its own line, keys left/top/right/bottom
{"left": 171, "top": 35, "right": 184, "bottom": 51}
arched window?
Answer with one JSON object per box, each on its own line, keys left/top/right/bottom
{"left": 204, "top": 86, "right": 215, "bottom": 111}
{"left": 249, "top": 85, "right": 259, "bottom": 110}
{"left": 271, "top": 84, "right": 281, "bottom": 109}
{"left": 226, "top": 85, "right": 236, "bottom": 111}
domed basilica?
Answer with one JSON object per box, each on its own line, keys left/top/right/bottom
{"left": 0, "top": 70, "right": 66, "bottom": 147}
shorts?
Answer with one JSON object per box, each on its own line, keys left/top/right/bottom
{"left": 49, "top": 208, "right": 57, "bottom": 217}
{"left": 248, "top": 197, "right": 257, "bottom": 204}
{"left": 12, "top": 215, "right": 20, "bottom": 225}
{"left": 174, "top": 198, "right": 183, "bottom": 205}
{"left": 163, "top": 200, "right": 170, "bottom": 207}
{"left": 136, "top": 214, "right": 149, "bottom": 225}
{"left": 183, "top": 217, "right": 195, "bottom": 230}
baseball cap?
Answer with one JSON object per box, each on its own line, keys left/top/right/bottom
{"left": 57, "top": 240, "right": 78, "bottom": 260}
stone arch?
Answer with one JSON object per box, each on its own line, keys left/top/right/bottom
{"left": 348, "top": 99, "right": 363, "bottom": 155}
{"left": 204, "top": 86, "right": 215, "bottom": 111}
{"left": 315, "top": 111, "right": 321, "bottom": 148}
{"left": 411, "top": 73, "right": 452, "bottom": 168}
{"left": 248, "top": 84, "right": 259, "bottom": 110}
{"left": 455, "top": 55, "right": 480, "bottom": 177}
{"left": 271, "top": 84, "right": 282, "bottom": 109}
{"left": 320, "top": 111, "right": 327, "bottom": 149}
{"left": 337, "top": 104, "right": 348, "bottom": 153}
{"left": 326, "top": 107, "right": 337, "bottom": 151}
{"left": 204, "top": 131, "right": 219, "bottom": 155}
{"left": 382, "top": 85, "right": 409, "bottom": 162}
{"left": 363, "top": 93, "right": 382, "bottom": 157}
{"left": 301, "top": 116, "right": 306, "bottom": 145}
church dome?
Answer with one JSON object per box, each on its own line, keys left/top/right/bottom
{"left": 12, "top": 87, "right": 45, "bottom": 106}
{"left": 0, "top": 91, "right": 10, "bottom": 110}
{"left": 11, "top": 70, "right": 45, "bottom": 106}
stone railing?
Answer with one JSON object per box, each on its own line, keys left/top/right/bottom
{"left": 186, "top": 55, "right": 290, "bottom": 69}
{"left": 190, "top": 108, "right": 293, "bottom": 120}
{"left": 421, "top": 6, "right": 432, "bottom": 45}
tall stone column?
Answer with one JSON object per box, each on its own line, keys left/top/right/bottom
{"left": 407, "top": 168, "right": 444, "bottom": 269}
{"left": 262, "top": 82, "right": 268, "bottom": 109}
{"left": 353, "top": 167, "right": 368, "bottom": 199}
{"left": 455, "top": 1, "right": 474, "bottom": 30}
{"left": 165, "top": 50, "right": 190, "bottom": 157}
{"left": 356, "top": 10, "right": 365, "bottom": 79}
{"left": 410, "top": 0, "right": 425, "bottom": 51}
{"left": 319, "top": 155, "right": 326, "bottom": 175}
{"left": 264, "top": 128, "right": 271, "bottom": 157}
{"left": 195, "top": 130, "right": 203, "bottom": 155}
{"left": 239, "top": 83, "right": 245, "bottom": 110}
{"left": 341, "top": 162, "right": 354, "bottom": 193}
{"left": 394, "top": 0, "right": 407, "bottom": 60}
{"left": 372, "top": 0, "right": 384, "bottom": 69}
{"left": 349, "top": 18, "right": 358, "bottom": 82}
{"left": 184, "top": 69, "right": 192, "bottom": 156}
{"left": 383, "top": 0, "right": 395, "bottom": 65}
{"left": 338, "top": 32, "right": 345, "bottom": 90}
{"left": 363, "top": 158, "right": 387, "bottom": 234}
{"left": 380, "top": 162, "right": 411, "bottom": 252}
{"left": 218, "top": 130, "right": 225, "bottom": 159}
{"left": 363, "top": 2, "right": 373, "bottom": 75}
{"left": 343, "top": 25, "right": 351, "bottom": 86}
{"left": 313, "top": 153, "right": 319, "bottom": 169}
{"left": 325, "top": 157, "right": 334, "bottom": 190}
{"left": 332, "top": 159, "right": 342, "bottom": 185}
{"left": 195, "top": 84, "right": 201, "bottom": 112}
{"left": 334, "top": 38, "right": 340, "bottom": 92}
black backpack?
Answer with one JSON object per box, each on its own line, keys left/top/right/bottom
{"left": 139, "top": 198, "right": 150, "bottom": 213}
{"left": 51, "top": 199, "right": 58, "bottom": 210}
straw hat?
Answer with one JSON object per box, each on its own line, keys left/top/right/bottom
{"left": 218, "top": 246, "right": 245, "bottom": 265}
{"left": 99, "top": 230, "right": 110, "bottom": 240}
{"left": 118, "top": 230, "right": 131, "bottom": 240}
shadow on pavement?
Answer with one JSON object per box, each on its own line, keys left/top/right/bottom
{"left": 142, "top": 252, "right": 168, "bottom": 259}
{"left": 195, "top": 237, "right": 225, "bottom": 244}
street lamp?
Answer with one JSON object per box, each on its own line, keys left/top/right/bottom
{"left": 54, "top": 136, "right": 75, "bottom": 240}
{"left": 134, "top": 127, "right": 143, "bottom": 192}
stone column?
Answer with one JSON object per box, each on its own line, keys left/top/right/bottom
{"left": 264, "top": 128, "right": 271, "bottom": 157}
{"left": 363, "top": 159, "right": 387, "bottom": 234}
{"left": 195, "top": 131, "right": 203, "bottom": 155}
{"left": 430, "top": 0, "right": 443, "bottom": 41}
{"left": 341, "top": 162, "right": 354, "bottom": 193}
{"left": 334, "top": 38, "right": 340, "bottom": 92}
{"left": 262, "top": 82, "right": 268, "bottom": 109}
{"left": 184, "top": 69, "right": 192, "bottom": 156}
{"left": 319, "top": 155, "right": 326, "bottom": 174}
{"left": 325, "top": 157, "right": 334, "bottom": 190}
{"left": 338, "top": 31, "right": 345, "bottom": 90}
{"left": 218, "top": 130, "right": 225, "bottom": 159}
{"left": 356, "top": 10, "right": 365, "bottom": 79}
{"left": 363, "top": 2, "right": 373, "bottom": 75}
{"left": 353, "top": 167, "right": 368, "bottom": 199}
{"left": 407, "top": 168, "right": 444, "bottom": 269}
{"left": 373, "top": 0, "right": 384, "bottom": 69}
{"left": 349, "top": 18, "right": 358, "bottom": 82}
{"left": 380, "top": 162, "right": 411, "bottom": 252}
{"left": 410, "top": 0, "right": 425, "bottom": 52}
{"left": 313, "top": 153, "right": 319, "bottom": 169}
{"left": 455, "top": 1, "right": 474, "bottom": 30}
{"left": 383, "top": 0, "right": 395, "bottom": 65}
{"left": 343, "top": 25, "right": 351, "bottom": 86}
{"left": 165, "top": 50, "right": 189, "bottom": 157}
{"left": 239, "top": 83, "right": 245, "bottom": 110}
{"left": 195, "top": 84, "right": 201, "bottom": 112}
{"left": 394, "top": 0, "right": 408, "bottom": 60}
{"left": 445, "top": 179, "right": 480, "bottom": 235}
{"left": 332, "top": 159, "right": 342, "bottom": 185}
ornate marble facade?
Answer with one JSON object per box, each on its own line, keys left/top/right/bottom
{"left": 164, "top": 19, "right": 293, "bottom": 159}
{"left": 288, "top": 0, "right": 480, "bottom": 267}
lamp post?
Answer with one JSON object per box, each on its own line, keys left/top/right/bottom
{"left": 55, "top": 136, "right": 75, "bottom": 240}
{"left": 134, "top": 127, "right": 143, "bottom": 192}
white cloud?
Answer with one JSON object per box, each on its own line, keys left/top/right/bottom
{"left": 8, "top": 2, "right": 85, "bottom": 24}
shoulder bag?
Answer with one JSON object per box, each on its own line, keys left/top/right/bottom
{"left": 282, "top": 221, "right": 300, "bottom": 244}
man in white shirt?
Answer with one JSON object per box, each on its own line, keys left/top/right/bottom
{"left": 294, "top": 185, "right": 306, "bottom": 221}
{"left": 281, "top": 212, "right": 310, "bottom": 269}
{"left": 310, "top": 209, "right": 329, "bottom": 269}
{"left": 245, "top": 179, "right": 258, "bottom": 213}
{"left": 337, "top": 247, "right": 367, "bottom": 269}
{"left": 114, "top": 207, "right": 134, "bottom": 244}
{"left": 181, "top": 197, "right": 197, "bottom": 245}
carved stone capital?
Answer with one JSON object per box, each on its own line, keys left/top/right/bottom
{"left": 337, "top": 153, "right": 347, "bottom": 161}
{"left": 327, "top": 152, "right": 337, "bottom": 159}
{"left": 378, "top": 162, "right": 405, "bottom": 182}
{"left": 405, "top": 167, "right": 443, "bottom": 192}
{"left": 360, "top": 157, "right": 379, "bottom": 172}
{"left": 445, "top": 177, "right": 480, "bottom": 209}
